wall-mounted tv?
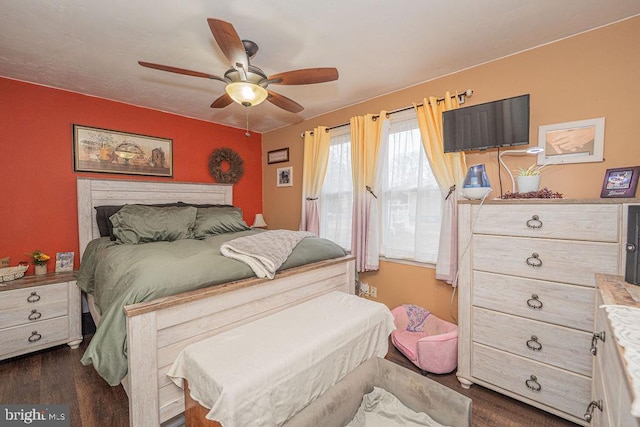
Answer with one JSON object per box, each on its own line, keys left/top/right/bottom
{"left": 443, "top": 94, "right": 530, "bottom": 153}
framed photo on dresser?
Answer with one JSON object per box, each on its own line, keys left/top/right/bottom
{"left": 55, "top": 252, "right": 74, "bottom": 272}
{"left": 600, "top": 166, "right": 640, "bottom": 198}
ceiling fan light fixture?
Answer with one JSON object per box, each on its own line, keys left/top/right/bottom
{"left": 225, "top": 81, "right": 268, "bottom": 107}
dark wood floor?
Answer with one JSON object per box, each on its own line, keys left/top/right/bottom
{"left": 0, "top": 337, "right": 578, "bottom": 427}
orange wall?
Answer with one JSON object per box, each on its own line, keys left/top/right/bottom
{"left": 261, "top": 17, "right": 640, "bottom": 322}
{"left": 0, "top": 78, "right": 262, "bottom": 273}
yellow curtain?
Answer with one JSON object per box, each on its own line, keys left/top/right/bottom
{"left": 415, "top": 93, "right": 467, "bottom": 192}
{"left": 415, "top": 93, "right": 466, "bottom": 285}
{"left": 299, "top": 126, "right": 331, "bottom": 235}
{"left": 350, "top": 112, "right": 388, "bottom": 272}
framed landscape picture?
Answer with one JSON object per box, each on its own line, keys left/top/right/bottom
{"left": 73, "top": 124, "right": 173, "bottom": 177}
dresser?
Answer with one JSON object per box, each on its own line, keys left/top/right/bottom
{"left": 589, "top": 274, "right": 640, "bottom": 426}
{"left": 457, "top": 200, "right": 631, "bottom": 425}
{"left": 0, "top": 271, "right": 82, "bottom": 360}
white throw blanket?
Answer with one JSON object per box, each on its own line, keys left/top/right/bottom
{"left": 347, "top": 387, "right": 447, "bottom": 427}
{"left": 167, "top": 291, "right": 395, "bottom": 427}
{"left": 220, "top": 230, "right": 315, "bottom": 279}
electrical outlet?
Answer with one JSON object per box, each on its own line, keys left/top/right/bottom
{"left": 370, "top": 286, "right": 377, "bottom": 298}
{"left": 360, "top": 282, "right": 369, "bottom": 296}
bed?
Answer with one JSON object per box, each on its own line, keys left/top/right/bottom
{"left": 76, "top": 178, "right": 356, "bottom": 426}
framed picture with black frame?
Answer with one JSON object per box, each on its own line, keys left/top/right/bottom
{"left": 600, "top": 166, "right": 640, "bottom": 198}
{"left": 267, "top": 148, "right": 289, "bottom": 164}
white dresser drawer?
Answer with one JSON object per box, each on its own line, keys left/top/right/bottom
{"left": 473, "top": 235, "right": 618, "bottom": 286}
{"left": 473, "top": 343, "right": 591, "bottom": 420}
{"left": 473, "top": 307, "right": 592, "bottom": 376}
{"left": 0, "top": 316, "right": 70, "bottom": 356}
{"left": 473, "top": 271, "right": 594, "bottom": 331}
{"left": 0, "top": 282, "right": 67, "bottom": 310}
{"left": 0, "top": 299, "right": 68, "bottom": 329}
{"left": 472, "top": 204, "right": 619, "bottom": 242}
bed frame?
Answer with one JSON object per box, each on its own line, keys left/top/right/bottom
{"left": 76, "top": 178, "right": 356, "bottom": 426}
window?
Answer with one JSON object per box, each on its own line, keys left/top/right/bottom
{"left": 319, "top": 111, "right": 442, "bottom": 264}
{"left": 379, "top": 112, "right": 442, "bottom": 263}
{"left": 319, "top": 127, "right": 353, "bottom": 251}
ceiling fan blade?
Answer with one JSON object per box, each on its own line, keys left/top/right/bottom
{"left": 207, "top": 18, "right": 248, "bottom": 72}
{"left": 268, "top": 68, "right": 339, "bottom": 85}
{"left": 210, "top": 93, "right": 233, "bottom": 109}
{"left": 138, "top": 61, "right": 226, "bottom": 82}
{"left": 267, "top": 90, "right": 304, "bottom": 113}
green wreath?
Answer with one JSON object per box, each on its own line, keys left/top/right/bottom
{"left": 208, "top": 147, "right": 244, "bottom": 184}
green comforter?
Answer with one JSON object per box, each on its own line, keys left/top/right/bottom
{"left": 77, "top": 229, "right": 347, "bottom": 386}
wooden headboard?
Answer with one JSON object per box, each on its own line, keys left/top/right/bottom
{"left": 76, "top": 178, "right": 233, "bottom": 257}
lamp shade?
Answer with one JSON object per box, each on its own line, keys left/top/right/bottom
{"left": 225, "top": 82, "right": 268, "bottom": 107}
{"left": 252, "top": 213, "right": 267, "bottom": 228}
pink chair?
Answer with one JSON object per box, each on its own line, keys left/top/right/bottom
{"left": 390, "top": 305, "right": 458, "bottom": 374}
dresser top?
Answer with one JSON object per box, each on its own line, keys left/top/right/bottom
{"left": 0, "top": 270, "right": 77, "bottom": 292}
{"left": 596, "top": 274, "right": 640, "bottom": 306}
{"left": 460, "top": 197, "right": 640, "bottom": 205}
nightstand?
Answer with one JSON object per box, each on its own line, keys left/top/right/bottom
{"left": 0, "top": 271, "right": 82, "bottom": 360}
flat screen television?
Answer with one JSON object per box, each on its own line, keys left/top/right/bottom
{"left": 443, "top": 94, "right": 530, "bottom": 153}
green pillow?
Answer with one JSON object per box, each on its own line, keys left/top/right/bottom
{"left": 193, "top": 207, "right": 250, "bottom": 238}
{"left": 110, "top": 205, "right": 197, "bottom": 244}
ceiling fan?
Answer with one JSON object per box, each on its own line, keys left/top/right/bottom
{"left": 138, "top": 18, "right": 339, "bottom": 113}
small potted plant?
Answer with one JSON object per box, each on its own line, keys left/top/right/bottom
{"left": 515, "top": 162, "right": 552, "bottom": 193}
{"left": 26, "top": 249, "right": 50, "bottom": 275}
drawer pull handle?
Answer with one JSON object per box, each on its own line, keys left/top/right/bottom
{"left": 527, "top": 294, "right": 543, "bottom": 310}
{"left": 526, "top": 253, "right": 542, "bottom": 267}
{"left": 590, "top": 331, "right": 606, "bottom": 356}
{"left": 28, "top": 309, "right": 42, "bottom": 321}
{"left": 526, "top": 215, "right": 543, "bottom": 229}
{"left": 526, "top": 335, "right": 542, "bottom": 351}
{"left": 27, "top": 292, "right": 41, "bottom": 303}
{"left": 28, "top": 331, "right": 42, "bottom": 343}
{"left": 584, "top": 400, "right": 602, "bottom": 422}
{"left": 525, "top": 375, "right": 541, "bottom": 392}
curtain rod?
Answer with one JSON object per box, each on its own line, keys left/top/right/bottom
{"left": 301, "top": 89, "right": 473, "bottom": 138}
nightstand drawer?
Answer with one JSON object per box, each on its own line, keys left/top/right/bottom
{"left": 473, "top": 235, "right": 618, "bottom": 286}
{"left": 472, "top": 204, "right": 619, "bottom": 242}
{"left": 0, "top": 317, "right": 69, "bottom": 356}
{"left": 473, "top": 343, "right": 591, "bottom": 420}
{"left": 0, "top": 299, "right": 68, "bottom": 329}
{"left": 473, "top": 271, "right": 594, "bottom": 331}
{"left": 0, "top": 282, "right": 67, "bottom": 310}
{"left": 473, "top": 307, "right": 592, "bottom": 376}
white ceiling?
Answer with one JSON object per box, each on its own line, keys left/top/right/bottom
{"left": 1, "top": 1, "right": 639, "bottom": 134}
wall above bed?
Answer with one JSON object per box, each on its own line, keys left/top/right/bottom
{"left": 0, "top": 78, "right": 263, "bottom": 273}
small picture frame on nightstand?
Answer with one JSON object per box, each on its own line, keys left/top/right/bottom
{"left": 55, "top": 252, "right": 74, "bottom": 273}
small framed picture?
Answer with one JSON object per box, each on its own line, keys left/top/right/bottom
{"left": 600, "top": 166, "right": 640, "bottom": 198}
{"left": 55, "top": 252, "right": 75, "bottom": 273}
{"left": 267, "top": 148, "right": 289, "bottom": 164}
{"left": 277, "top": 166, "right": 293, "bottom": 187}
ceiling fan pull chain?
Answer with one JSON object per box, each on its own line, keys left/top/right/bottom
{"left": 245, "top": 106, "right": 250, "bottom": 137}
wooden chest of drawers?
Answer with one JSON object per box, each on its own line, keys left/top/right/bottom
{"left": 457, "top": 200, "right": 627, "bottom": 425}
{"left": 0, "top": 271, "right": 82, "bottom": 360}
{"left": 590, "top": 275, "right": 640, "bottom": 426}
